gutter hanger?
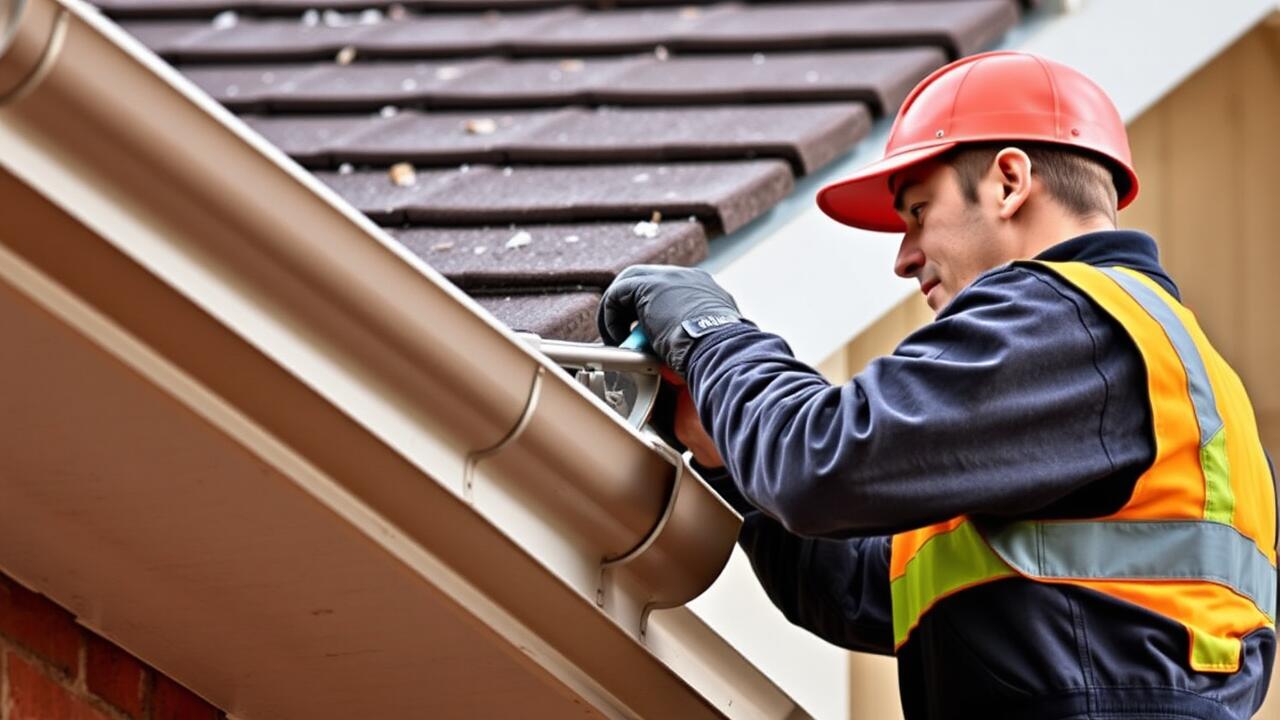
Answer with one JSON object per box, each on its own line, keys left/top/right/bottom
{"left": 0, "top": 0, "right": 805, "bottom": 716}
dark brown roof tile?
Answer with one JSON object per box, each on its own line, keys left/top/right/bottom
{"left": 127, "top": 2, "right": 1015, "bottom": 62}
{"left": 391, "top": 220, "right": 707, "bottom": 289}
{"left": 242, "top": 103, "right": 869, "bottom": 173}
{"left": 473, "top": 290, "right": 601, "bottom": 341}
{"left": 189, "top": 49, "right": 943, "bottom": 114}
{"left": 683, "top": 1, "right": 1018, "bottom": 58}
{"left": 315, "top": 160, "right": 793, "bottom": 232}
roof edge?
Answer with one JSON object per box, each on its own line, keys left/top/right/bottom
{"left": 0, "top": 0, "right": 802, "bottom": 715}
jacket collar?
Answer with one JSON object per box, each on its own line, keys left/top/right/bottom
{"left": 1034, "top": 230, "right": 1180, "bottom": 300}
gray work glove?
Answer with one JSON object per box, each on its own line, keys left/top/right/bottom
{"left": 597, "top": 265, "right": 745, "bottom": 376}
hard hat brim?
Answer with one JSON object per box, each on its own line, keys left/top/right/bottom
{"left": 816, "top": 142, "right": 956, "bottom": 233}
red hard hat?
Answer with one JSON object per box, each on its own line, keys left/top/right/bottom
{"left": 816, "top": 51, "right": 1139, "bottom": 232}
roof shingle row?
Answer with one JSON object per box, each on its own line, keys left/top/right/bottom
{"left": 101, "top": 0, "right": 1022, "bottom": 339}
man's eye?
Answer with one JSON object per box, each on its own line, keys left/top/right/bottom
{"left": 909, "top": 203, "right": 925, "bottom": 223}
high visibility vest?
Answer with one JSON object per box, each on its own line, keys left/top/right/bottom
{"left": 889, "top": 261, "right": 1277, "bottom": 673}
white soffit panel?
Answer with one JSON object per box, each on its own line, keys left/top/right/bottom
{"left": 710, "top": 0, "right": 1276, "bottom": 365}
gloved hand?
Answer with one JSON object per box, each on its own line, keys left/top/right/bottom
{"left": 597, "top": 265, "right": 744, "bottom": 376}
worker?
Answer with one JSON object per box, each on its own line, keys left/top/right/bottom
{"left": 598, "top": 51, "right": 1276, "bottom": 719}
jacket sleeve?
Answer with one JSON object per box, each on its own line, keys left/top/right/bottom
{"left": 696, "top": 462, "right": 896, "bottom": 654}
{"left": 683, "top": 265, "right": 1147, "bottom": 538}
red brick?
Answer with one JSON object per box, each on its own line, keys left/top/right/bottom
{"left": 0, "top": 576, "right": 82, "bottom": 675}
{"left": 6, "top": 651, "right": 110, "bottom": 720}
{"left": 152, "top": 674, "right": 218, "bottom": 720}
{"left": 85, "top": 635, "right": 148, "bottom": 719}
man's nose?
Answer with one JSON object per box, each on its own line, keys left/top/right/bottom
{"left": 895, "top": 236, "right": 925, "bottom": 279}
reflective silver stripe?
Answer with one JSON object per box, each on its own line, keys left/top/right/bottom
{"left": 1098, "top": 268, "right": 1223, "bottom": 445}
{"left": 983, "top": 520, "right": 1277, "bottom": 621}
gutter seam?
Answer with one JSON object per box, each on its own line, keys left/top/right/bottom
{"left": 598, "top": 438, "right": 687, "bottom": 637}
{"left": 0, "top": 5, "right": 65, "bottom": 107}
{"left": 463, "top": 364, "right": 545, "bottom": 502}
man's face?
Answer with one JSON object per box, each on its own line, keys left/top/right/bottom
{"left": 889, "top": 160, "right": 1013, "bottom": 313}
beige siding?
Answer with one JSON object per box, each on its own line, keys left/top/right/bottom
{"left": 1121, "top": 20, "right": 1280, "bottom": 459}
{"left": 823, "top": 19, "right": 1280, "bottom": 718}
{"left": 1122, "top": 19, "right": 1280, "bottom": 720}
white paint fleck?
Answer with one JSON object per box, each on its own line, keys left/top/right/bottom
{"left": 338, "top": 162, "right": 355, "bottom": 175}
{"left": 664, "top": 191, "right": 678, "bottom": 199}
{"left": 435, "top": 66, "right": 463, "bottom": 81}
{"left": 474, "top": 246, "right": 488, "bottom": 255}
{"left": 322, "top": 9, "right": 346, "bottom": 27}
{"left": 401, "top": 78, "right": 418, "bottom": 91}
{"left": 752, "top": 52, "right": 766, "bottom": 65}
{"left": 632, "top": 172, "right": 651, "bottom": 183}
{"left": 654, "top": 45, "right": 670, "bottom": 61}
{"left": 301, "top": 9, "right": 319, "bottom": 26}
{"left": 431, "top": 241, "right": 454, "bottom": 252}
{"left": 502, "top": 167, "right": 514, "bottom": 177}
{"left": 359, "top": 8, "right": 383, "bottom": 25}
{"left": 633, "top": 221, "right": 661, "bottom": 239}
{"left": 459, "top": 163, "right": 471, "bottom": 173}
{"left": 505, "top": 231, "right": 533, "bottom": 249}
{"left": 211, "top": 10, "right": 238, "bottom": 29}
{"left": 379, "top": 105, "right": 399, "bottom": 118}
{"left": 563, "top": 235, "right": 581, "bottom": 244}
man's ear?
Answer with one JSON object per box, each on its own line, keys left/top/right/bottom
{"left": 992, "top": 147, "right": 1033, "bottom": 220}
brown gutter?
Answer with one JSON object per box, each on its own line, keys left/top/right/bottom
{"left": 0, "top": 0, "right": 806, "bottom": 716}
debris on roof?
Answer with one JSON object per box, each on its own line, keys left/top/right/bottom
{"left": 99, "top": 0, "right": 1022, "bottom": 339}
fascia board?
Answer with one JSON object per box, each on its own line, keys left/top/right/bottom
{"left": 0, "top": 0, "right": 804, "bottom": 716}
{"left": 709, "top": 0, "right": 1277, "bottom": 365}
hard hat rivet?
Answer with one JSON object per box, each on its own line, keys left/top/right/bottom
{"left": 1070, "top": 128, "right": 1081, "bottom": 137}
{"left": 935, "top": 130, "right": 945, "bottom": 138}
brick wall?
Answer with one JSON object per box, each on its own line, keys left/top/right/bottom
{"left": 0, "top": 571, "right": 225, "bottom": 720}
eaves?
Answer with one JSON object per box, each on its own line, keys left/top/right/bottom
{"left": 713, "top": 0, "right": 1279, "bottom": 366}
{"left": 0, "top": 0, "right": 806, "bottom": 716}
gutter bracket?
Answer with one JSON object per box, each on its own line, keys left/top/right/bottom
{"left": 597, "top": 438, "right": 687, "bottom": 638}
{"left": 462, "top": 365, "right": 544, "bottom": 502}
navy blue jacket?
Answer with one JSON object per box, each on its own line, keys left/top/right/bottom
{"left": 685, "top": 231, "right": 1276, "bottom": 719}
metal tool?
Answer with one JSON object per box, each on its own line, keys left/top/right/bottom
{"left": 518, "top": 329, "right": 664, "bottom": 429}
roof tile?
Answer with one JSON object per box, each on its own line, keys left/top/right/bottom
{"left": 316, "top": 160, "right": 794, "bottom": 233}
{"left": 242, "top": 103, "right": 870, "bottom": 173}
{"left": 391, "top": 220, "right": 708, "bottom": 289}
{"left": 129, "top": 2, "right": 1014, "bottom": 62}
{"left": 473, "top": 291, "right": 601, "bottom": 342}
{"left": 189, "top": 49, "right": 943, "bottom": 114}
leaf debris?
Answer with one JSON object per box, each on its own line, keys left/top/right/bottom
{"left": 389, "top": 162, "right": 417, "bottom": 186}
{"left": 464, "top": 118, "right": 498, "bottom": 135}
